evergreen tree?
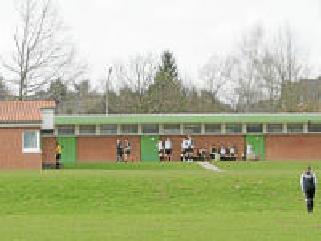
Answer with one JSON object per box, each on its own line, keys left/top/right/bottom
{"left": 147, "top": 50, "right": 183, "bottom": 113}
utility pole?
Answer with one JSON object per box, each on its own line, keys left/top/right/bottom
{"left": 106, "top": 67, "right": 112, "bottom": 115}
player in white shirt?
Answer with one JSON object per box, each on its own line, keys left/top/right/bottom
{"left": 187, "top": 136, "right": 194, "bottom": 162}
{"left": 181, "top": 138, "right": 189, "bottom": 162}
{"left": 158, "top": 140, "right": 164, "bottom": 161}
{"left": 164, "top": 138, "right": 172, "bottom": 161}
{"left": 220, "top": 144, "right": 226, "bottom": 161}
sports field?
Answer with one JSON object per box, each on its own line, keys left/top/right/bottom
{"left": 0, "top": 161, "right": 320, "bottom": 241}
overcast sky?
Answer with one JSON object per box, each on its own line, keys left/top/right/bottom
{"left": 1, "top": 0, "right": 321, "bottom": 86}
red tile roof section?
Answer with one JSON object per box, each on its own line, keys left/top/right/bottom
{"left": 0, "top": 101, "right": 55, "bottom": 122}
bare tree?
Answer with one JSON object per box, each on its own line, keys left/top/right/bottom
{"left": 1, "top": 0, "right": 80, "bottom": 100}
{"left": 109, "top": 53, "right": 159, "bottom": 111}
{"left": 271, "top": 25, "right": 310, "bottom": 111}
{"left": 199, "top": 54, "right": 234, "bottom": 104}
{"left": 232, "top": 25, "right": 266, "bottom": 112}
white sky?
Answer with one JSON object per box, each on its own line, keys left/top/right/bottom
{"left": 1, "top": 0, "right": 321, "bottom": 88}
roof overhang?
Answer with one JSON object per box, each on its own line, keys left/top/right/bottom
{"left": 55, "top": 113, "right": 321, "bottom": 125}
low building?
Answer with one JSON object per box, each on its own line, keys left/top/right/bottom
{"left": 0, "top": 101, "right": 55, "bottom": 169}
{"left": 55, "top": 113, "right": 321, "bottom": 163}
{"left": 1, "top": 100, "right": 321, "bottom": 169}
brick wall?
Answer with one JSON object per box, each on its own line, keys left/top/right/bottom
{"left": 77, "top": 136, "right": 141, "bottom": 162}
{"left": 160, "top": 135, "right": 245, "bottom": 161}
{"left": 0, "top": 128, "right": 42, "bottom": 169}
{"left": 42, "top": 137, "right": 56, "bottom": 163}
{"left": 266, "top": 134, "right": 321, "bottom": 161}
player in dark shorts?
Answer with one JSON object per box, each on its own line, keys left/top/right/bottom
{"left": 124, "top": 139, "right": 131, "bottom": 162}
{"left": 159, "top": 140, "right": 164, "bottom": 161}
{"left": 164, "top": 138, "right": 172, "bottom": 161}
{"left": 116, "top": 139, "right": 123, "bottom": 162}
{"left": 55, "top": 142, "right": 62, "bottom": 169}
{"left": 300, "top": 166, "right": 318, "bottom": 213}
{"left": 187, "top": 136, "right": 194, "bottom": 162}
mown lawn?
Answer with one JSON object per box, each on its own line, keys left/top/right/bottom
{"left": 0, "top": 161, "right": 320, "bottom": 241}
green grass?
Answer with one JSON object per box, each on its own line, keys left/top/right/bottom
{"left": 0, "top": 161, "right": 320, "bottom": 241}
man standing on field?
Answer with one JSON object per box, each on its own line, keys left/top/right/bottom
{"left": 300, "top": 166, "right": 318, "bottom": 213}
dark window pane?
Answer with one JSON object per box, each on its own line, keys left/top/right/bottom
{"left": 205, "top": 124, "right": 221, "bottom": 133}
{"left": 101, "top": 124, "right": 117, "bottom": 134}
{"left": 183, "top": 124, "right": 201, "bottom": 134}
{"left": 287, "top": 124, "right": 303, "bottom": 133}
{"left": 142, "top": 124, "right": 159, "bottom": 134}
{"left": 226, "top": 124, "right": 242, "bottom": 133}
{"left": 79, "top": 125, "right": 96, "bottom": 135}
{"left": 308, "top": 123, "right": 321, "bottom": 133}
{"left": 267, "top": 124, "right": 282, "bottom": 133}
{"left": 58, "top": 125, "right": 75, "bottom": 135}
{"left": 164, "top": 124, "right": 180, "bottom": 134}
{"left": 246, "top": 124, "right": 262, "bottom": 133}
{"left": 121, "top": 124, "right": 138, "bottom": 134}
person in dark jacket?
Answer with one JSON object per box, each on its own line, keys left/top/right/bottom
{"left": 300, "top": 166, "right": 318, "bottom": 213}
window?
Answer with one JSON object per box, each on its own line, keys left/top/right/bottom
{"left": 57, "top": 125, "right": 75, "bottom": 135}
{"left": 225, "top": 124, "right": 242, "bottom": 133}
{"left": 23, "top": 130, "right": 40, "bottom": 153}
{"left": 267, "top": 124, "right": 283, "bottom": 133}
{"left": 142, "top": 124, "right": 159, "bottom": 134}
{"left": 308, "top": 123, "right": 321, "bottom": 133}
{"left": 183, "top": 124, "right": 201, "bottom": 134}
{"left": 101, "top": 124, "right": 117, "bottom": 134}
{"left": 79, "top": 125, "right": 96, "bottom": 135}
{"left": 287, "top": 123, "right": 303, "bottom": 133}
{"left": 121, "top": 124, "right": 138, "bottom": 134}
{"left": 205, "top": 124, "right": 221, "bottom": 133}
{"left": 164, "top": 124, "right": 180, "bottom": 134}
{"left": 246, "top": 124, "right": 262, "bottom": 133}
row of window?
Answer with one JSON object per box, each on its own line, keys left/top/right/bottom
{"left": 57, "top": 123, "right": 321, "bottom": 135}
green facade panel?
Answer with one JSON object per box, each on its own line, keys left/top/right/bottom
{"left": 55, "top": 114, "right": 321, "bottom": 125}
{"left": 245, "top": 135, "right": 265, "bottom": 161}
{"left": 141, "top": 135, "right": 159, "bottom": 162}
{"left": 57, "top": 137, "right": 77, "bottom": 163}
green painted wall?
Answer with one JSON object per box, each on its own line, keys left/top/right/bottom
{"left": 245, "top": 135, "right": 265, "bottom": 161}
{"left": 141, "top": 135, "right": 159, "bottom": 162}
{"left": 57, "top": 137, "right": 77, "bottom": 163}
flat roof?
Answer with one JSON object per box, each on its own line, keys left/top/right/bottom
{"left": 55, "top": 113, "right": 321, "bottom": 125}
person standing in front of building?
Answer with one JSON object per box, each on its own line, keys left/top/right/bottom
{"left": 55, "top": 141, "right": 62, "bottom": 169}
{"left": 159, "top": 140, "right": 164, "bottom": 161}
{"left": 124, "top": 138, "right": 131, "bottom": 162}
{"left": 116, "top": 139, "right": 123, "bottom": 162}
{"left": 300, "top": 166, "right": 318, "bottom": 213}
{"left": 187, "top": 136, "right": 194, "bottom": 162}
{"left": 164, "top": 137, "right": 172, "bottom": 162}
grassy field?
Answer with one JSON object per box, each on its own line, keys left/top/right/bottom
{"left": 0, "top": 161, "right": 320, "bottom": 241}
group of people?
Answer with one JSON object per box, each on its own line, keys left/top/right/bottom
{"left": 181, "top": 136, "right": 194, "bottom": 162}
{"left": 158, "top": 138, "right": 173, "bottom": 161}
{"left": 209, "top": 144, "right": 236, "bottom": 161}
{"left": 116, "top": 139, "right": 131, "bottom": 162}
{"left": 158, "top": 136, "right": 239, "bottom": 162}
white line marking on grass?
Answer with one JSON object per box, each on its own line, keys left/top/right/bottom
{"left": 197, "top": 162, "right": 223, "bottom": 172}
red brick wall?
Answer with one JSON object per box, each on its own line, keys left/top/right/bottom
{"left": 160, "top": 135, "right": 245, "bottom": 161}
{"left": 77, "top": 136, "right": 141, "bottom": 162}
{"left": 266, "top": 135, "right": 321, "bottom": 161}
{"left": 42, "top": 137, "right": 56, "bottom": 163}
{"left": 0, "top": 128, "right": 42, "bottom": 169}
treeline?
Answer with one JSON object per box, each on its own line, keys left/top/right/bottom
{"left": 0, "top": 0, "right": 320, "bottom": 113}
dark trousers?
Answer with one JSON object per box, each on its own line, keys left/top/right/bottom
{"left": 306, "top": 188, "right": 315, "bottom": 213}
